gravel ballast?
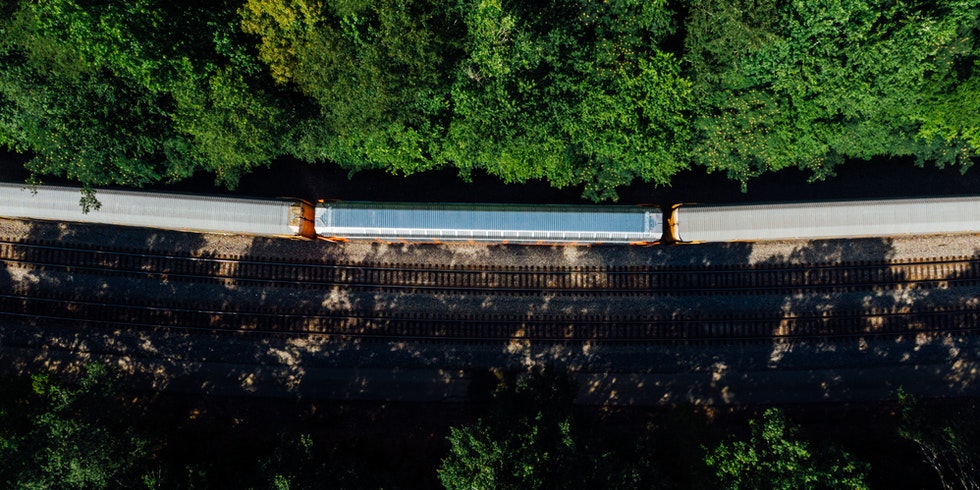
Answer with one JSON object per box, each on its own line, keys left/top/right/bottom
{"left": 0, "top": 217, "right": 977, "bottom": 405}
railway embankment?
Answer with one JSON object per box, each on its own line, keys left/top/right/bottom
{"left": 0, "top": 217, "right": 977, "bottom": 405}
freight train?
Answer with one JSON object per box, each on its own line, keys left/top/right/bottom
{"left": 2, "top": 182, "right": 979, "bottom": 244}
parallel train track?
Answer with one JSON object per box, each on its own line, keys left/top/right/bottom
{"left": 1, "top": 239, "right": 978, "bottom": 295}
{"left": 1, "top": 238, "right": 977, "bottom": 343}
{"left": 1, "top": 292, "right": 977, "bottom": 343}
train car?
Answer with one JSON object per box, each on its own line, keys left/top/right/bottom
{"left": 676, "top": 196, "right": 980, "bottom": 242}
{"left": 0, "top": 182, "right": 316, "bottom": 238}
{"left": 315, "top": 201, "right": 663, "bottom": 244}
{"left": 6, "top": 181, "right": 978, "bottom": 245}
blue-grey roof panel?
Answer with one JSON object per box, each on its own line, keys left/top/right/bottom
{"left": 316, "top": 202, "right": 661, "bottom": 242}
{"left": 0, "top": 183, "right": 298, "bottom": 236}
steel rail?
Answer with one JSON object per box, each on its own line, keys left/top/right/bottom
{"left": 2, "top": 293, "right": 977, "bottom": 341}
{"left": 2, "top": 309, "right": 977, "bottom": 347}
{"left": 2, "top": 257, "right": 976, "bottom": 298}
{"left": 0, "top": 240, "right": 977, "bottom": 295}
{"left": 1, "top": 238, "right": 977, "bottom": 273}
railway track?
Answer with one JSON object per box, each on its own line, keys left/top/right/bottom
{"left": 1, "top": 291, "right": 977, "bottom": 343}
{"left": 2, "top": 238, "right": 978, "bottom": 344}
{"left": 1, "top": 239, "right": 978, "bottom": 296}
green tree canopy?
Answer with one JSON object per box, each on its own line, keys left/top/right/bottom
{"left": 704, "top": 408, "right": 868, "bottom": 490}
{"left": 0, "top": 365, "right": 150, "bottom": 489}
{"left": 438, "top": 368, "right": 662, "bottom": 489}
{"left": 240, "top": 0, "right": 691, "bottom": 201}
{"left": 441, "top": 0, "right": 690, "bottom": 200}
{"left": 1, "top": 0, "right": 978, "bottom": 200}
{"left": 685, "top": 0, "right": 980, "bottom": 187}
{"left": 241, "top": 0, "right": 459, "bottom": 177}
{"left": 0, "top": 0, "right": 290, "bottom": 192}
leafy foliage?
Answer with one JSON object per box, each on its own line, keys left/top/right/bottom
{"left": 897, "top": 389, "right": 980, "bottom": 490}
{"left": 443, "top": 0, "right": 690, "bottom": 200}
{"left": 251, "top": 431, "right": 403, "bottom": 490}
{"left": 685, "top": 0, "right": 980, "bottom": 187}
{"left": 240, "top": 0, "right": 690, "bottom": 200}
{"left": 241, "top": 0, "right": 458, "bottom": 177}
{"left": 0, "top": 365, "right": 976, "bottom": 488}
{"left": 438, "top": 368, "right": 662, "bottom": 489}
{"left": 169, "top": 64, "right": 288, "bottom": 188}
{"left": 0, "top": 364, "right": 150, "bottom": 489}
{"left": 0, "top": 3, "right": 189, "bottom": 188}
{"left": 239, "top": 0, "right": 326, "bottom": 84}
{"left": 1, "top": 0, "right": 978, "bottom": 199}
{"left": 0, "top": 0, "right": 290, "bottom": 192}
{"left": 704, "top": 408, "right": 869, "bottom": 490}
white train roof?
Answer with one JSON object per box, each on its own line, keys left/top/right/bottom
{"left": 0, "top": 182, "right": 299, "bottom": 236}
{"left": 678, "top": 196, "right": 980, "bottom": 242}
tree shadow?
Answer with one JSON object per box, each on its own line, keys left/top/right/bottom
{"left": 0, "top": 218, "right": 214, "bottom": 390}
{"left": 580, "top": 238, "right": 980, "bottom": 406}
{"left": 1, "top": 216, "right": 977, "bottom": 408}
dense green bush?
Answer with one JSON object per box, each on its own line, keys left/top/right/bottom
{"left": 0, "top": 365, "right": 151, "bottom": 489}
{"left": 685, "top": 0, "right": 980, "bottom": 188}
{"left": 438, "top": 368, "right": 668, "bottom": 489}
{"left": 0, "top": 0, "right": 977, "bottom": 200}
{"left": 0, "top": 365, "right": 975, "bottom": 488}
{"left": 705, "top": 408, "right": 869, "bottom": 489}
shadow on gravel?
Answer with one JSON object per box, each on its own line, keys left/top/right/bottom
{"left": 0, "top": 238, "right": 14, "bottom": 372}
{"left": 172, "top": 234, "right": 976, "bottom": 406}
{"left": 179, "top": 236, "right": 979, "bottom": 405}
{"left": 749, "top": 240, "right": 980, "bottom": 404}
{"left": 0, "top": 219, "right": 217, "bottom": 391}
{"left": 208, "top": 238, "right": 483, "bottom": 401}
{"left": 3, "top": 218, "right": 977, "bottom": 407}
{"left": 582, "top": 238, "right": 980, "bottom": 406}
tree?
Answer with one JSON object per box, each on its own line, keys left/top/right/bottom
{"left": 0, "top": 0, "right": 291, "bottom": 194}
{"left": 0, "top": 364, "right": 152, "bottom": 489}
{"left": 443, "top": 0, "right": 691, "bottom": 201}
{"left": 241, "top": 0, "right": 458, "bottom": 176}
{"left": 897, "top": 389, "right": 980, "bottom": 490}
{"left": 3, "top": 0, "right": 977, "bottom": 200}
{"left": 169, "top": 62, "right": 290, "bottom": 188}
{"left": 438, "top": 367, "right": 658, "bottom": 489}
{"left": 684, "top": 0, "right": 980, "bottom": 188}
{"left": 241, "top": 0, "right": 692, "bottom": 201}
{"left": 704, "top": 408, "right": 868, "bottom": 490}
{"left": 439, "top": 369, "right": 580, "bottom": 489}
{"left": 0, "top": 1, "right": 192, "bottom": 190}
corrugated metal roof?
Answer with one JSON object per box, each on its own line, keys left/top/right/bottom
{"left": 316, "top": 202, "right": 661, "bottom": 242}
{"left": 0, "top": 183, "right": 298, "bottom": 236}
{"left": 679, "top": 197, "right": 980, "bottom": 242}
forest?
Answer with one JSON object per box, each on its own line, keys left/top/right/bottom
{"left": 0, "top": 364, "right": 976, "bottom": 489}
{"left": 0, "top": 0, "right": 977, "bottom": 201}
